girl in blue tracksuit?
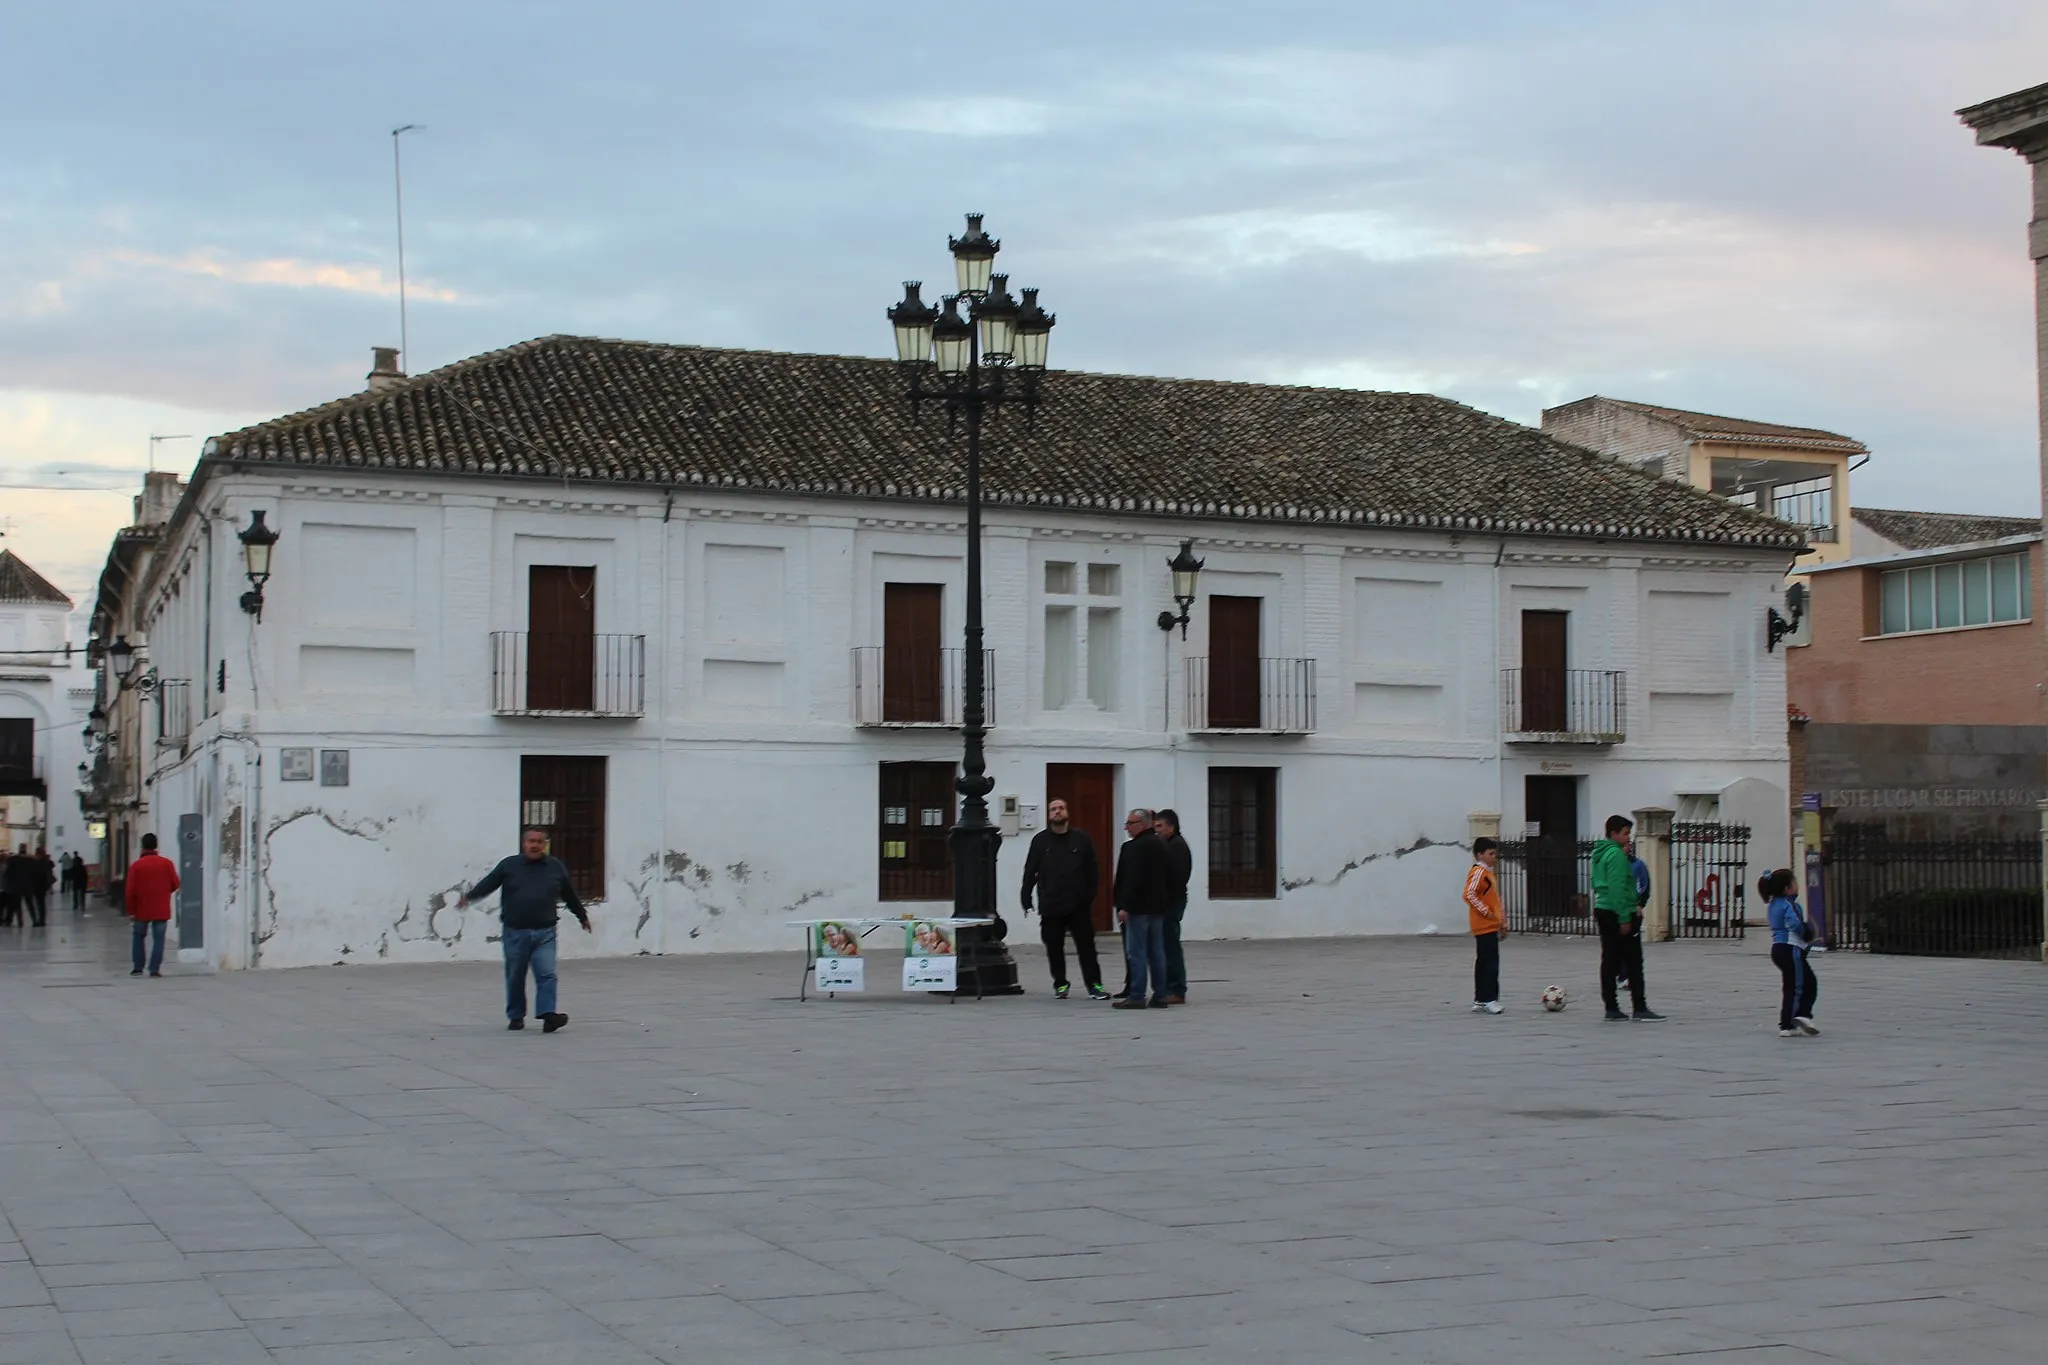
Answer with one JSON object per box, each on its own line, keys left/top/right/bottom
{"left": 1761, "top": 869, "right": 1818, "bottom": 1037}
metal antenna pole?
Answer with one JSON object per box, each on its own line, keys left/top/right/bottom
{"left": 147, "top": 434, "right": 192, "bottom": 474}
{"left": 392, "top": 124, "right": 421, "bottom": 372}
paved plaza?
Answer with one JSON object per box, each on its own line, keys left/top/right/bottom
{"left": 1, "top": 911, "right": 2044, "bottom": 1364}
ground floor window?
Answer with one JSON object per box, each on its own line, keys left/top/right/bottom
{"left": 881, "top": 761, "right": 955, "bottom": 901}
{"left": 1208, "top": 766, "right": 1277, "bottom": 898}
{"left": 519, "top": 755, "right": 607, "bottom": 902}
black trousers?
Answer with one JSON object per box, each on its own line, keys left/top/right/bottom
{"left": 1771, "top": 943, "right": 1817, "bottom": 1029}
{"left": 71, "top": 881, "right": 87, "bottom": 911}
{"left": 1595, "top": 909, "right": 1647, "bottom": 1011}
{"left": 26, "top": 892, "right": 46, "bottom": 927}
{"left": 1039, "top": 910, "right": 1101, "bottom": 990}
{"left": 1473, "top": 931, "right": 1500, "bottom": 1003}
{"left": 0, "top": 892, "right": 14, "bottom": 925}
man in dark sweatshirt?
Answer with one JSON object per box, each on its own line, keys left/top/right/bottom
{"left": 1020, "top": 798, "right": 1106, "bottom": 1000}
{"left": 460, "top": 828, "right": 593, "bottom": 1032}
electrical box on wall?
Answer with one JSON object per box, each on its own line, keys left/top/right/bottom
{"left": 1020, "top": 803, "right": 1040, "bottom": 831}
{"left": 999, "top": 794, "right": 1021, "bottom": 837}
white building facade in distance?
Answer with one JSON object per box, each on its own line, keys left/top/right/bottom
{"left": 109, "top": 338, "right": 1799, "bottom": 969}
{"left": 0, "top": 551, "right": 94, "bottom": 863}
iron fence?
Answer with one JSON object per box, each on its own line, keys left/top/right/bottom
{"left": 1499, "top": 669, "right": 1626, "bottom": 742}
{"left": 1184, "top": 656, "right": 1316, "bottom": 733}
{"left": 490, "top": 632, "right": 646, "bottom": 715}
{"left": 1495, "top": 838, "right": 1598, "bottom": 935}
{"left": 852, "top": 647, "right": 995, "bottom": 727}
{"left": 1671, "top": 821, "right": 1750, "bottom": 939}
{"left": 1822, "top": 825, "right": 2040, "bottom": 956}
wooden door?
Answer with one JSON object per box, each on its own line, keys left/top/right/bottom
{"left": 883, "top": 583, "right": 944, "bottom": 723}
{"left": 1520, "top": 610, "right": 1568, "bottom": 732}
{"left": 528, "top": 565, "right": 596, "bottom": 711}
{"left": 1208, "top": 595, "right": 1262, "bottom": 729}
{"left": 1046, "top": 763, "right": 1116, "bottom": 931}
{"left": 1524, "top": 774, "right": 1579, "bottom": 920}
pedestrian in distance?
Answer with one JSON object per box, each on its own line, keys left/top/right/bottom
{"left": 1111, "top": 808, "right": 1172, "bottom": 1010}
{"left": 124, "top": 833, "right": 180, "bottom": 976}
{"left": 1155, "top": 809, "right": 1192, "bottom": 1005}
{"left": 1465, "top": 837, "right": 1506, "bottom": 1013}
{"left": 1020, "top": 797, "right": 1109, "bottom": 1000}
{"left": 3, "top": 844, "right": 39, "bottom": 928}
{"left": 460, "top": 827, "right": 592, "bottom": 1032}
{"left": 32, "top": 847, "right": 55, "bottom": 926}
{"left": 1591, "top": 815, "right": 1664, "bottom": 1021}
{"left": 1762, "top": 868, "right": 1820, "bottom": 1038}
{"left": 68, "top": 852, "right": 89, "bottom": 912}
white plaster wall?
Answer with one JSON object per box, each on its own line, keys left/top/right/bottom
{"left": 123, "top": 471, "right": 1795, "bottom": 968}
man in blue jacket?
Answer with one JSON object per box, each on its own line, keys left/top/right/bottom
{"left": 461, "top": 828, "right": 593, "bottom": 1032}
{"left": 1590, "top": 815, "right": 1664, "bottom": 1022}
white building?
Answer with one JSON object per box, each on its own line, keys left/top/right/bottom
{"left": 0, "top": 550, "right": 95, "bottom": 865}
{"left": 101, "top": 338, "right": 1798, "bottom": 970}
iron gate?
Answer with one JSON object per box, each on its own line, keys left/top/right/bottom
{"left": 1671, "top": 822, "right": 1751, "bottom": 939}
{"left": 1821, "top": 825, "right": 2040, "bottom": 955}
{"left": 1496, "top": 838, "right": 1597, "bottom": 935}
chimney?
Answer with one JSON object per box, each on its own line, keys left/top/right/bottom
{"left": 134, "top": 471, "right": 187, "bottom": 528}
{"left": 367, "top": 346, "right": 405, "bottom": 391}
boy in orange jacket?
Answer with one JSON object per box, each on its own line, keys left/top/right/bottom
{"left": 1464, "top": 837, "right": 1506, "bottom": 1014}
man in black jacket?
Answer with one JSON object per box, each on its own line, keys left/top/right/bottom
{"left": 460, "top": 828, "right": 593, "bottom": 1032}
{"left": 1112, "top": 809, "right": 1172, "bottom": 1010}
{"left": 1021, "top": 798, "right": 1106, "bottom": 1000}
{"left": 1155, "top": 810, "right": 1193, "bottom": 1004}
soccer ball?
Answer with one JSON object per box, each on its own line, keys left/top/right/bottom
{"left": 1540, "top": 984, "right": 1569, "bottom": 1012}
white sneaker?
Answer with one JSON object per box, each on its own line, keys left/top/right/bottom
{"left": 1778, "top": 1028, "right": 1799, "bottom": 1038}
{"left": 1794, "top": 1017, "right": 1820, "bottom": 1036}
{"left": 1481, "top": 1001, "right": 1505, "bottom": 1015}
{"left": 1471, "top": 1001, "right": 1486, "bottom": 1012}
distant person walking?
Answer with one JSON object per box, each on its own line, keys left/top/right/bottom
{"left": 1762, "top": 869, "right": 1820, "bottom": 1038}
{"left": 1464, "top": 837, "right": 1506, "bottom": 1013}
{"left": 3, "top": 845, "right": 37, "bottom": 928}
{"left": 124, "top": 833, "right": 180, "bottom": 976}
{"left": 1591, "top": 815, "right": 1663, "bottom": 1022}
{"left": 460, "top": 828, "right": 592, "bottom": 1032}
{"left": 67, "top": 853, "right": 89, "bottom": 912}
{"left": 1020, "top": 798, "right": 1107, "bottom": 1000}
{"left": 32, "top": 847, "right": 55, "bottom": 926}
{"left": 1112, "top": 809, "right": 1172, "bottom": 1011}
{"left": 1155, "top": 809, "right": 1193, "bottom": 1005}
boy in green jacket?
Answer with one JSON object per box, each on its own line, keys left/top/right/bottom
{"left": 1591, "top": 815, "right": 1664, "bottom": 1022}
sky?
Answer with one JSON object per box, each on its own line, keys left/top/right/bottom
{"left": 3, "top": 0, "right": 2044, "bottom": 611}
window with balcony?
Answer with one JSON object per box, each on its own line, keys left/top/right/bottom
{"left": 880, "top": 761, "right": 955, "bottom": 901}
{"left": 1878, "top": 554, "right": 2029, "bottom": 635}
{"left": 1041, "top": 560, "right": 1122, "bottom": 713}
{"left": 519, "top": 755, "right": 607, "bottom": 902}
{"left": 493, "top": 566, "right": 646, "bottom": 716}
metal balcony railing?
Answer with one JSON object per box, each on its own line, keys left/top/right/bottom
{"left": 1184, "top": 657, "right": 1316, "bottom": 733}
{"left": 156, "top": 679, "right": 193, "bottom": 745}
{"left": 1501, "top": 668, "right": 1626, "bottom": 743}
{"left": 491, "top": 632, "right": 646, "bottom": 716}
{"left": 852, "top": 647, "right": 996, "bottom": 727}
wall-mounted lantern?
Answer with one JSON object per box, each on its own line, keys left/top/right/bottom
{"left": 108, "top": 636, "right": 136, "bottom": 682}
{"left": 238, "top": 510, "right": 281, "bottom": 619}
{"left": 1155, "top": 539, "right": 1206, "bottom": 639}
{"left": 1766, "top": 581, "right": 1808, "bottom": 652}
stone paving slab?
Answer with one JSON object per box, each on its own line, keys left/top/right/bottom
{"left": 2, "top": 912, "right": 2045, "bottom": 1363}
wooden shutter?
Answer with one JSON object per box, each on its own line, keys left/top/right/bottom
{"left": 518, "top": 755, "right": 607, "bottom": 902}
{"left": 883, "top": 583, "right": 944, "bottom": 723}
{"left": 1207, "top": 767, "right": 1277, "bottom": 898}
{"left": 1520, "top": 610, "right": 1568, "bottom": 731}
{"left": 528, "top": 566, "right": 596, "bottom": 711}
{"left": 1208, "top": 596, "right": 1262, "bottom": 729}
{"left": 880, "top": 761, "right": 956, "bottom": 900}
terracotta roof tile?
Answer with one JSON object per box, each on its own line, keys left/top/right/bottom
{"left": 1852, "top": 506, "right": 2041, "bottom": 551}
{"left": 204, "top": 336, "right": 1804, "bottom": 550}
{"left": 0, "top": 550, "right": 72, "bottom": 606}
{"left": 1584, "top": 398, "right": 1865, "bottom": 452}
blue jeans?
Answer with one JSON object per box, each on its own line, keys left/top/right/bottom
{"left": 131, "top": 919, "right": 166, "bottom": 974}
{"left": 1124, "top": 914, "right": 1168, "bottom": 1002}
{"left": 502, "top": 927, "right": 558, "bottom": 1020}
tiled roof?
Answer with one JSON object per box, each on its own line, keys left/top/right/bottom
{"left": 1852, "top": 507, "right": 2042, "bottom": 551}
{"left": 202, "top": 336, "right": 1804, "bottom": 550}
{"left": 1589, "top": 398, "right": 1866, "bottom": 453}
{"left": 0, "top": 550, "right": 72, "bottom": 606}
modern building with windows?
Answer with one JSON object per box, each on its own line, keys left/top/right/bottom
{"left": 97, "top": 337, "right": 1799, "bottom": 969}
{"left": 1541, "top": 396, "right": 1865, "bottom": 570}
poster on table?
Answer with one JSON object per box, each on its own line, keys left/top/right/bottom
{"left": 813, "top": 922, "right": 864, "bottom": 992}
{"left": 902, "top": 920, "right": 957, "bottom": 991}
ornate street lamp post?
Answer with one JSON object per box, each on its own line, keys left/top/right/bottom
{"left": 886, "top": 214, "right": 1055, "bottom": 997}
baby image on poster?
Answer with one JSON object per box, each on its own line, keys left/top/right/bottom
{"left": 816, "top": 922, "right": 861, "bottom": 957}
{"left": 908, "top": 921, "right": 954, "bottom": 956}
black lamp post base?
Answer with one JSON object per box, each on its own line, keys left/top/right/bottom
{"left": 951, "top": 923, "right": 1025, "bottom": 997}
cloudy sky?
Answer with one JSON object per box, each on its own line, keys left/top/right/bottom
{"left": 3, "top": 0, "right": 2044, "bottom": 608}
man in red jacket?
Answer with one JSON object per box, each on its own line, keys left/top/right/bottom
{"left": 124, "top": 833, "right": 180, "bottom": 978}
